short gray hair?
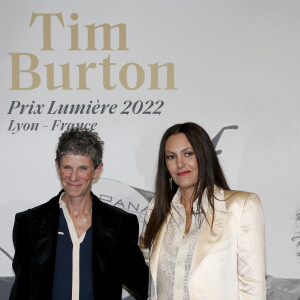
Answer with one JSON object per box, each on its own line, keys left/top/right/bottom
{"left": 56, "top": 128, "right": 104, "bottom": 168}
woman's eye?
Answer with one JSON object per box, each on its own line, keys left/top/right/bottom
{"left": 185, "top": 152, "right": 194, "bottom": 157}
{"left": 62, "top": 166, "right": 71, "bottom": 169}
{"left": 166, "top": 155, "right": 175, "bottom": 160}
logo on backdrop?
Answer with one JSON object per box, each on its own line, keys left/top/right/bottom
{"left": 291, "top": 208, "right": 300, "bottom": 260}
{"left": 0, "top": 125, "right": 238, "bottom": 300}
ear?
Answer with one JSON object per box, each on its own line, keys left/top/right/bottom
{"left": 55, "top": 160, "right": 60, "bottom": 174}
{"left": 93, "top": 162, "right": 103, "bottom": 179}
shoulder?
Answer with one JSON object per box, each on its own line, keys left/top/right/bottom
{"left": 91, "top": 192, "right": 137, "bottom": 222}
{"left": 15, "top": 190, "right": 62, "bottom": 219}
{"left": 224, "top": 189, "right": 260, "bottom": 205}
{"left": 91, "top": 193, "right": 139, "bottom": 239}
{"left": 13, "top": 191, "right": 61, "bottom": 234}
{"left": 223, "top": 189, "right": 263, "bottom": 214}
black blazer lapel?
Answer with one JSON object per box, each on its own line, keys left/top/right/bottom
{"left": 91, "top": 192, "right": 120, "bottom": 277}
{"left": 90, "top": 192, "right": 149, "bottom": 300}
{"left": 29, "top": 192, "right": 61, "bottom": 299}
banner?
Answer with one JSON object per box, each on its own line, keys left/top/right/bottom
{"left": 1, "top": 2, "right": 299, "bottom": 297}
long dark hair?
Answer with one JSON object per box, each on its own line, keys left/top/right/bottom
{"left": 143, "top": 122, "right": 229, "bottom": 249}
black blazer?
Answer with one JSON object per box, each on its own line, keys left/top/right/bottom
{"left": 9, "top": 190, "right": 149, "bottom": 300}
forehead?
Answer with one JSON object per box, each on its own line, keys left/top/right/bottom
{"left": 60, "top": 154, "right": 94, "bottom": 166}
{"left": 165, "top": 133, "right": 193, "bottom": 151}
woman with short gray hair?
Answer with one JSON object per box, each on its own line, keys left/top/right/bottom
{"left": 10, "top": 128, "right": 148, "bottom": 300}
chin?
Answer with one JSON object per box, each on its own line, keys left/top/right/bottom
{"left": 65, "top": 190, "right": 83, "bottom": 198}
{"left": 177, "top": 181, "right": 197, "bottom": 190}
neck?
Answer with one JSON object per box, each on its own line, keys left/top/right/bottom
{"left": 62, "top": 194, "right": 92, "bottom": 217}
{"left": 180, "top": 187, "right": 194, "bottom": 213}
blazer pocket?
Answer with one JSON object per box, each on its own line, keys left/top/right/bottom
{"left": 209, "top": 236, "right": 234, "bottom": 253}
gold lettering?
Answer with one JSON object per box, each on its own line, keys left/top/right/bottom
{"left": 86, "top": 23, "right": 128, "bottom": 50}
{"left": 69, "top": 13, "right": 80, "bottom": 50}
{"left": 149, "top": 63, "right": 176, "bottom": 90}
{"left": 77, "top": 63, "right": 97, "bottom": 90}
{"left": 45, "top": 63, "right": 71, "bottom": 90}
{"left": 99, "top": 55, "right": 116, "bottom": 90}
{"left": 119, "top": 63, "right": 145, "bottom": 90}
{"left": 29, "top": 12, "right": 65, "bottom": 51}
{"left": 10, "top": 53, "right": 41, "bottom": 90}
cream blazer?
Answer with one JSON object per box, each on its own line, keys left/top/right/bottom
{"left": 142, "top": 188, "right": 266, "bottom": 300}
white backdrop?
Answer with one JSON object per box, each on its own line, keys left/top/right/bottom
{"left": 1, "top": 0, "right": 300, "bottom": 286}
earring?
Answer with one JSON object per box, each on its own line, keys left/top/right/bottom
{"left": 169, "top": 177, "right": 173, "bottom": 190}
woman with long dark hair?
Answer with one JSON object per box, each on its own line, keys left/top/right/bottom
{"left": 141, "top": 122, "right": 266, "bottom": 300}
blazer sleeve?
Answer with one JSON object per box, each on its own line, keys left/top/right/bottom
{"left": 9, "top": 212, "right": 31, "bottom": 300}
{"left": 237, "top": 193, "right": 266, "bottom": 300}
{"left": 120, "top": 213, "right": 149, "bottom": 300}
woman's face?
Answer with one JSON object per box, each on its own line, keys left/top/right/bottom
{"left": 56, "top": 154, "right": 102, "bottom": 201}
{"left": 165, "top": 133, "right": 198, "bottom": 192}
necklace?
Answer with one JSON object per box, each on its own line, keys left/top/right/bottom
{"left": 82, "top": 205, "right": 93, "bottom": 224}
{"left": 184, "top": 214, "right": 192, "bottom": 236}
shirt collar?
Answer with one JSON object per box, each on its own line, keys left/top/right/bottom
{"left": 59, "top": 193, "right": 66, "bottom": 208}
{"left": 171, "top": 187, "right": 212, "bottom": 213}
{"left": 171, "top": 188, "right": 182, "bottom": 208}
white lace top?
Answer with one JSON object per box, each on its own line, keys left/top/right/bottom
{"left": 156, "top": 189, "right": 206, "bottom": 300}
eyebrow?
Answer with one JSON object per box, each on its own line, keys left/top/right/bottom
{"left": 165, "top": 147, "right": 193, "bottom": 154}
{"left": 61, "top": 164, "right": 91, "bottom": 168}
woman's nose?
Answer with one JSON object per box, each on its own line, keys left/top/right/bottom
{"left": 177, "top": 157, "right": 185, "bottom": 168}
{"left": 70, "top": 169, "right": 78, "bottom": 181}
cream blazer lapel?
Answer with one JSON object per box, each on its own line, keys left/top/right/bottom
{"left": 189, "top": 188, "right": 232, "bottom": 272}
{"left": 149, "top": 188, "right": 232, "bottom": 298}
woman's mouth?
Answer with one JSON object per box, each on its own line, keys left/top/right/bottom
{"left": 177, "top": 171, "right": 191, "bottom": 176}
{"left": 67, "top": 182, "right": 81, "bottom": 188}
